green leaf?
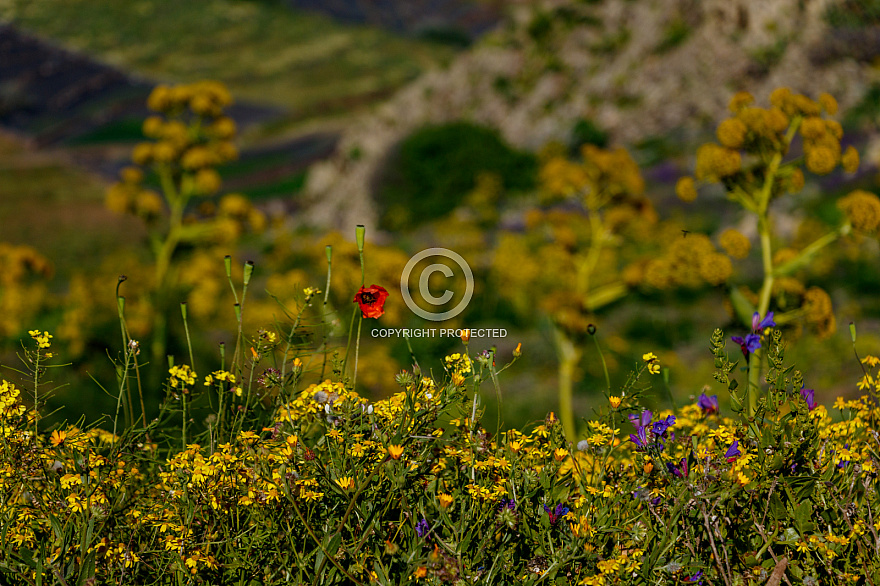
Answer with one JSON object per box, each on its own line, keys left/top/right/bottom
{"left": 314, "top": 549, "right": 325, "bottom": 575}
{"left": 768, "top": 492, "right": 786, "bottom": 520}
{"left": 730, "top": 287, "right": 757, "bottom": 327}
{"left": 793, "top": 500, "right": 814, "bottom": 535}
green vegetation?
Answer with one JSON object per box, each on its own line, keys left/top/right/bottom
{"left": 570, "top": 118, "right": 609, "bottom": 150}
{"left": 825, "top": 0, "right": 880, "bottom": 27}
{"left": 377, "top": 121, "right": 537, "bottom": 230}
{"left": 653, "top": 17, "right": 691, "bottom": 55}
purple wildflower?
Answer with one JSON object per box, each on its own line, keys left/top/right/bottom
{"left": 543, "top": 503, "right": 569, "bottom": 525}
{"left": 666, "top": 457, "right": 689, "bottom": 478}
{"left": 800, "top": 387, "right": 816, "bottom": 411}
{"left": 732, "top": 312, "right": 775, "bottom": 357}
{"left": 628, "top": 410, "right": 652, "bottom": 428}
{"left": 415, "top": 518, "right": 430, "bottom": 538}
{"left": 683, "top": 570, "right": 704, "bottom": 584}
{"left": 628, "top": 410, "right": 674, "bottom": 452}
{"left": 725, "top": 440, "right": 741, "bottom": 463}
{"left": 731, "top": 333, "right": 762, "bottom": 357}
{"left": 697, "top": 393, "right": 719, "bottom": 415}
{"left": 629, "top": 426, "right": 649, "bottom": 450}
{"left": 752, "top": 311, "right": 776, "bottom": 332}
{"left": 498, "top": 498, "right": 516, "bottom": 511}
{"left": 651, "top": 415, "right": 676, "bottom": 437}
{"left": 650, "top": 496, "right": 661, "bottom": 506}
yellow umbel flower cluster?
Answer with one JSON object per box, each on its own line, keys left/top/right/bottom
{"left": 640, "top": 233, "right": 732, "bottom": 289}
{"left": 541, "top": 144, "right": 644, "bottom": 210}
{"left": 105, "top": 81, "right": 244, "bottom": 221}
{"left": 679, "top": 88, "right": 856, "bottom": 204}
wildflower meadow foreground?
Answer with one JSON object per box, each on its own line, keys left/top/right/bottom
{"left": 3, "top": 261, "right": 880, "bottom": 586}
{"left": 4, "top": 84, "right": 880, "bottom": 586}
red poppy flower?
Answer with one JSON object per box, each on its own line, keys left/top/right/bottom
{"left": 354, "top": 284, "right": 389, "bottom": 319}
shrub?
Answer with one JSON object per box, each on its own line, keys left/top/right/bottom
{"left": 376, "top": 122, "right": 536, "bottom": 231}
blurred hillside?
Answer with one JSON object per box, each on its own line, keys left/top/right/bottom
{"left": 285, "top": 0, "right": 502, "bottom": 40}
{"left": 303, "top": 0, "right": 880, "bottom": 231}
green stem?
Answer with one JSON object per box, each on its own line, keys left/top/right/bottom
{"left": 774, "top": 224, "right": 849, "bottom": 277}
{"left": 488, "top": 351, "right": 503, "bottom": 435}
{"left": 553, "top": 327, "right": 580, "bottom": 442}
{"left": 33, "top": 349, "right": 40, "bottom": 439}
{"left": 353, "top": 315, "right": 363, "bottom": 390}
{"left": 579, "top": 210, "right": 606, "bottom": 310}
{"left": 591, "top": 331, "right": 611, "bottom": 393}
{"left": 745, "top": 118, "right": 800, "bottom": 420}
{"left": 181, "top": 387, "right": 187, "bottom": 450}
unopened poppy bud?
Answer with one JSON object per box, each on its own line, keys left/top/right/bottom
{"left": 587, "top": 324, "right": 597, "bottom": 335}
{"left": 356, "top": 224, "right": 365, "bottom": 253}
{"left": 513, "top": 343, "right": 522, "bottom": 357}
{"left": 461, "top": 329, "right": 471, "bottom": 343}
{"left": 243, "top": 260, "right": 254, "bottom": 286}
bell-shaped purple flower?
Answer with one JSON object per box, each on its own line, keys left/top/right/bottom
{"left": 629, "top": 426, "right": 649, "bottom": 450}
{"left": 543, "top": 503, "right": 569, "bottom": 525}
{"left": 725, "top": 440, "right": 741, "bottom": 463}
{"left": 697, "top": 393, "right": 719, "bottom": 415}
{"left": 752, "top": 311, "right": 775, "bottom": 332}
{"left": 415, "top": 517, "right": 430, "bottom": 538}
{"left": 651, "top": 415, "right": 676, "bottom": 437}
{"left": 732, "top": 312, "right": 775, "bottom": 358}
{"left": 666, "top": 457, "right": 689, "bottom": 478}
{"left": 800, "top": 387, "right": 816, "bottom": 411}
{"left": 731, "top": 333, "right": 762, "bottom": 357}
{"left": 628, "top": 410, "right": 652, "bottom": 428}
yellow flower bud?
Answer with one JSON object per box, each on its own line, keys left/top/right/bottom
{"left": 838, "top": 190, "right": 880, "bottom": 234}
{"left": 842, "top": 145, "right": 859, "bottom": 174}
{"left": 719, "top": 229, "right": 751, "bottom": 259}
{"left": 194, "top": 169, "right": 222, "bottom": 195}
{"left": 805, "top": 145, "right": 838, "bottom": 175}
{"left": 728, "top": 91, "right": 754, "bottom": 113}
{"left": 146, "top": 85, "right": 172, "bottom": 112}
{"left": 717, "top": 118, "right": 747, "bottom": 149}
{"left": 675, "top": 176, "right": 697, "bottom": 202}
{"left": 132, "top": 142, "right": 154, "bottom": 166}
{"left": 818, "top": 92, "right": 838, "bottom": 115}
{"left": 120, "top": 166, "right": 143, "bottom": 184}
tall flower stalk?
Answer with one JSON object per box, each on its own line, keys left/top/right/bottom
{"left": 677, "top": 88, "right": 875, "bottom": 421}
{"left": 104, "top": 82, "right": 243, "bottom": 370}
